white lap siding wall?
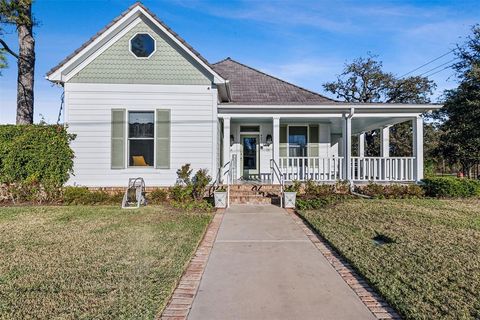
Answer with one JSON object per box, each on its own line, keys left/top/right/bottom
{"left": 65, "top": 83, "right": 218, "bottom": 187}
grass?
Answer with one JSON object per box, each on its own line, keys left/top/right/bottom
{"left": 0, "top": 205, "right": 212, "bottom": 319}
{"left": 299, "top": 199, "right": 480, "bottom": 320}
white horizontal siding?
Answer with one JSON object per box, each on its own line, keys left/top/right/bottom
{"left": 65, "top": 83, "right": 217, "bottom": 187}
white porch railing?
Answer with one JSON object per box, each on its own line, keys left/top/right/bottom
{"left": 351, "top": 157, "right": 415, "bottom": 182}
{"left": 279, "top": 157, "right": 344, "bottom": 181}
{"left": 278, "top": 156, "right": 415, "bottom": 182}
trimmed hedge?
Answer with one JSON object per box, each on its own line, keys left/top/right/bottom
{"left": 0, "top": 125, "right": 75, "bottom": 202}
{"left": 422, "top": 177, "right": 480, "bottom": 198}
{"left": 63, "top": 187, "right": 123, "bottom": 205}
{"left": 0, "top": 125, "right": 75, "bottom": 186}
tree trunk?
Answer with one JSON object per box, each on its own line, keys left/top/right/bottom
{"left": 15, "top": 3, "right": 35, "bottom": 125}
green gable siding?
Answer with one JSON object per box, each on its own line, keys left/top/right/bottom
{"left": 70, "top": 19, "right": 212, "bottom": 85}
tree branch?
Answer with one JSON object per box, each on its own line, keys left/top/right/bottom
{"left": 0, "top": 38, "right": 19, "bottom": 59}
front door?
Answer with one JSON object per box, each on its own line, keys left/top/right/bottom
{"left": 241, "top": 135, "right": 259, "bottom": 179}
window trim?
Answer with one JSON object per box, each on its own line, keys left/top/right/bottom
{"left": 127, "top": 110, "right": 155, "bottom": 168}
{"left": 129, "top": 32, "right": 157, "bottom": 59}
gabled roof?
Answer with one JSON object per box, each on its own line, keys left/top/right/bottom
{"left": 46, "top": 2, "right": 225, "bottom": 84}
{"left": 212, "top": 58, "right": 336, "bottom": 105}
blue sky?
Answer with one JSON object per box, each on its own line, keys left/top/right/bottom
{"left": 0, "top": 0, "right": 478, "bottom": 123}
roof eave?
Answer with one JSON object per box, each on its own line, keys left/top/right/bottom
{"left": 217, "top": 103, "right": 443, "bottom": 115}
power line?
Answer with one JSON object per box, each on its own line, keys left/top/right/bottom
{"left": 418, "top": 58, "right": 459, "bottom": 77}
{"left": 399, "top": 49, "right": 455, "bottom": 78}
{"left": 425, "top": 64, "right": 455, "bottom": 78}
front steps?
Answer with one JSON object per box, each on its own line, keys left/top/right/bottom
{"left": 228, "top": 184, "right": 282, "bottom": 205}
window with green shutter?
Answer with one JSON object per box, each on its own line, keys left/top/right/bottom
{"left": 111, "top": 109, "right": 126, "bottom": 169}
{"left": 155, "top": 109, "right": 170, "bottom": 169}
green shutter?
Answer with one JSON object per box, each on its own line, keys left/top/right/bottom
{"left": 156, "top": 109, "right": 170, "bottom": 169}
{"left": 309, "top": 125, "right": 319, "bottom": 157}
{"left": 111, "top": 109, "right": 126, "bottom": 169}
{"left": 280, "top": 125, "right": 287, "bottom": 157}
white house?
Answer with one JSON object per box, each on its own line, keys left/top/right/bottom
{"left": 46, "top": 3, "right": 440, "bottom": 188}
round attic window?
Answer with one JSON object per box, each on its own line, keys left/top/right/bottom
{"left": 130, "top": 33, "right": 156, "bottom": 58}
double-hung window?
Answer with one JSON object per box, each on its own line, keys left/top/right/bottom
{"left": 128, "top": 111, "right": 154, "bottom": 167}
{"left": 288, "top": 126, "right": 308, "bottom": 157}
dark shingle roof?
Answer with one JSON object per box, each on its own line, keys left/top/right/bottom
{"left": 212, "top": 58, "right": 335, "bottom": 105}
{"left": 46, "top": 2, "right": 214, "bottom": 77}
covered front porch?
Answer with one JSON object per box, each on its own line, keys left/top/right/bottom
{"left": 219, "top": 104, "right": 427, "bottom": 184}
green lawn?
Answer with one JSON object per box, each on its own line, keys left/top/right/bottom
{"left": 300, "top": 199, "right": 480, "bottom": 320}
{"left": 0, "top": 206, "right": 212, "bottom": 319}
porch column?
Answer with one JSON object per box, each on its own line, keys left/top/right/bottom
{"left": 358, "top": 132, "right": 365, "bottom": 157}
{"left": 222, "top": 116, "right": 231, "bottom": 182}
{"left": 272, "top": 117, "right": 280, "bottom": 183}
{"left": 381, "top": 126, "right": 390, "bottom": 157}
{"left": 413, "top": 116, "right": 424, "bottom": 182}
{"left": 273, "top": 117, "right": 280, "bottom": 164}
{"left": 342, "top": 115, "right": 352, "bottom": 181}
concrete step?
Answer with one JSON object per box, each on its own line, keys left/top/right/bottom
{"left": 230, "top": 195, "right": 274, "bottom": 205}
{"left": 229, "top": 185, "right": 282, "bottom": 192}
{"left": 229, "top": 190, "right": 280, "bottom": 196}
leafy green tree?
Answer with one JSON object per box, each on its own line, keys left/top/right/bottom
{"left": 0, "top": 0, "right": 35, "bottom": 124}
{"left": 323, "top": 54, "right": 436, "bottom": 157}
{"left": 434, "top": 25, "right": 480, "bottom": 177}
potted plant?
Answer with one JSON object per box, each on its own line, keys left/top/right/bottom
{"left": 283, "top": 182, "right": 299, "bottom": 208}
{"left": 214, "top": 186, "right": 228, "bottom": 208}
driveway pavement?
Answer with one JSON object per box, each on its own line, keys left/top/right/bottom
{"left": 188, "top": 205, "right": 376, "bottom": 320}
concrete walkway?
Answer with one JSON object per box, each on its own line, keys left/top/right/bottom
{"left": 188, "top": 205, "right": 376, "bottom": 320}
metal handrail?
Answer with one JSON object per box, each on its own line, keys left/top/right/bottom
{"left": 209, "top": 161, "right": 230, "bottom": 197}
{"left": 270, "top": 159, "right": 285, "bottom": 208}
{"left": 226, "top": 155, "right": 237, "bottom": 207}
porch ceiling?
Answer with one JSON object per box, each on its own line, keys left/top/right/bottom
{"left": 228, "top": 116, "right": 415, "bottom": 135}
{"left": 336, "top": 117, "right": 413, "bottom": 135}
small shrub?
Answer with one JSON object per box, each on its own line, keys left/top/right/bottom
{"left": 303, "top": 180, "right": 335, "bottom": 198}
{"left": 284, "top": 180, "right": 301, "bottom": 193}
{"left": 169, "top": 184, "right": 194, "bottom": 202}
{"left": 110, "top": 191, "right": 125, "bottom": 204}
{"left": 176, "top": 164, "right": 193, "bottom": 185}
{"left": 357, "top": 183, "right": 424, "bottom": 199}
{"left": 192, "top": 169, "right": 211, "bottom": 201}
{"left": 63, "top": 187, "right": 112, "bottom": 205}
{"left": 422, "top": 177, "right": 480, "bottom": 198}
{"left": 334, "top": 181, "right": 351, "bottom": 194}
{"left": 293, "top": 180, "right": 351, "bottom": 209}
{"left": 149, "top": 188, "right": 168, "bottom": 204}
{"left": 296, "top": 197, "right": 341, "bottom": 210}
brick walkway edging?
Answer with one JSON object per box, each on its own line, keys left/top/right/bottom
{"left": 286, "top": 208, "right": 402, "bottom": 320}
{"left": 157, "top": 209, "right": 225, "bottom": 320}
